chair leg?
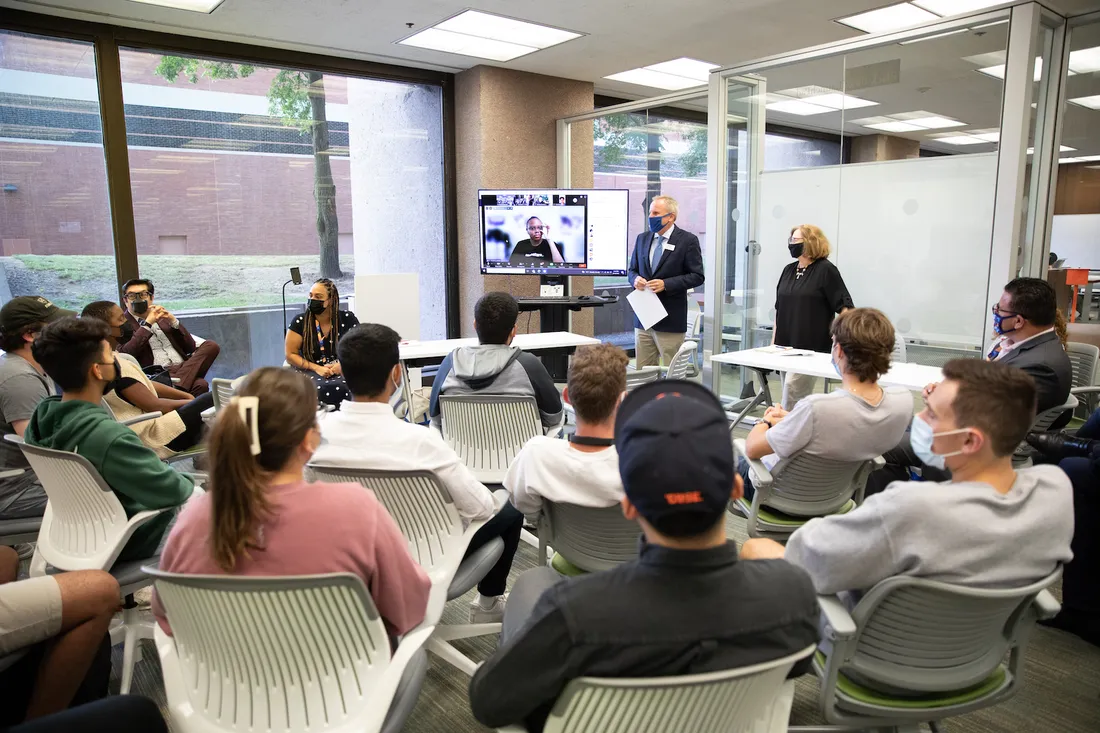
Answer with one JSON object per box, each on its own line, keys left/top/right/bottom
{"left": 116, "top": 596, "right": 157, "bottom": 694}
{"left": 427, "top": 638, "right": 480, "bottom": 676}
{"left": 29, "top": 546, "right": 46, "bottom": 578}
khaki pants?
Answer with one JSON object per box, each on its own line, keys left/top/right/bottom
{"left": 635, "top": 329, "right": 685, "bottom": 368}
{"left": 781, "top": 371, "right": 817, "bottom": 410}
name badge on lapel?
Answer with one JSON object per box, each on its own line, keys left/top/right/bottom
{"left": 662, "top": 243, "right": 675, "bottom": 252}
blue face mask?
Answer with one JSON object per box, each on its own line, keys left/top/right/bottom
{"left": 648, "top": 214, "right": 667, "bottom": 234}
{"left": 909, "top": 415, "right": 969, "bottom": 471}
{"left": 831, "top": 352, "right": 842, "bottom": 377}
{"left": 992, "top": 311, "right": 1019, "bottom": 336}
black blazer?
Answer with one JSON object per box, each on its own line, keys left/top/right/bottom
{"left": 626, "top": 226, "right": 705, "bottom": 332}
{"left": 997, "top": 330, "right": 1072, "bottom": 414}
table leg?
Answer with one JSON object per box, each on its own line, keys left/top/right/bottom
{"left": 401, "top": 359, "right": 414, "bottom": 423}
{"left": 726, "top": 368, "right": 771, "bottom": 430}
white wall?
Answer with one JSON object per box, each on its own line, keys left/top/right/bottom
{"left": 1051, "top": 214, "right": 1100, "bottom": 269}
{"left": 756, "top": 153, "right": 999, "bottom": 349}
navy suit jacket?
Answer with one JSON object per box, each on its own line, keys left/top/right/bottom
{"left": 626, "top": 226, "right": 704, "bottom": 332}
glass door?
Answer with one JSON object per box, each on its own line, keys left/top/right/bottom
{"left": 704, "top": 75, "right": 764, "bottom": 404}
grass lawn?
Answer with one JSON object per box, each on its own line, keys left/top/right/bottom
{"left": 3, "top": 255, "right": 356, "bottom": 313}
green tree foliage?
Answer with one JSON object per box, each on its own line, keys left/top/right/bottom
{"left": 154, "top": 57, "right": 342, "bottom": 278}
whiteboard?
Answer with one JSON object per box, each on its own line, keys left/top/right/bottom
{"left": 756, "top": 153, "right": 998, "bottom": 348}
{"left": 1051, "top": 214, "right": 1100, "bottom": 269}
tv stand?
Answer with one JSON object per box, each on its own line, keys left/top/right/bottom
{"left": 517, "top": 276, "right": 618, "bottom": 379}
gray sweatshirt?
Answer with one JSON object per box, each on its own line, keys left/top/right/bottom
{"left": 785, "top": 464, "right": 1074, "bottom": 596}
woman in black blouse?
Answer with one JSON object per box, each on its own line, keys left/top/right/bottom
{"left": 284, "top": 278, "right": 360, "bottom": 408}
{"left": 773, "top": 224, "right": 853, "bottom": 409}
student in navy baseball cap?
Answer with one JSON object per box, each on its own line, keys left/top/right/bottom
{"left": 469, "top": 379, "right": 820, "bottom": 733}
{"left": 615, "top": 379, "right": 741, "bottom": 537}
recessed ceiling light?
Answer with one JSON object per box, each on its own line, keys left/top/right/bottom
{"left": 801, "top": 93, "right": 878, "bottom": 110}
{"left": 1070, "top": 95, "right": 1100, "bottom": 110}
{"left": 603, "top": 57, "right": 718, "bottom": 90}
{"left": 977, "top": 59, "right": 1051, "bottom": 82}
{"left": 1026, "top": 145, "right": 1078, "bottom": 154}
{"left": 904, "top": 115, "right": 966, "bottom": 129}
{"left": 911, "top": 0, "right": 1004, "bottom": 15}
{"left": 766, "top": 99, "right": 834, "bottom": 116}
{"left": 1073, "top": 155, "right": 1100, "bottom": 162}
{"left": 971, "top": 131, "right": 1000, "bottom": 143}
{"left": 836, "top": 3, "right": 939, "bottom": 34}
{"left": 126, "top": 0, "right": 225, "bottom": 11}
{"left": 899, "top": 29, "right": 970, "bottom": 45}
{"left": 604, "top": 68, "right": 703, "bottom": 90}
{"left": 398, "top": 10, "right": 581, "bottom": 62}
{"left": 935, "top": 135, "right": 989, "bottom": 145}
{"left": 1060, "top": 158, "right": 1083, "bottom": 164}
{"left": 1069, "top": 47, "right": 1100, "bottom": 74}
{"left": 865, "top": 121, "right": 924, "bottom": 132}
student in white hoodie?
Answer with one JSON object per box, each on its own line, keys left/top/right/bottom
{"left": 505, "top": 344, "right": 628, "bottom": 520}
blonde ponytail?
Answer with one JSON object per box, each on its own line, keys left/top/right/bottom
{"left": 1054, "top": 308, "right": 1069, "bottom": 348}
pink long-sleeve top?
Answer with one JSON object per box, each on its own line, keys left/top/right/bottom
{"left": 153, "top": 480, "right": 431, "bottom": 637}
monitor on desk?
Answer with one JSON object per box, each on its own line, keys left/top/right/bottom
{"left": 479, "top": 189, "right": 629, "bottom": 277}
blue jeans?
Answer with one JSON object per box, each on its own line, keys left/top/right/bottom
{"left": 737, "top": 457, "right": 757, "bottom": 502}
{"left": 1078, "top": 407, "right": 1100, "bottom": 440}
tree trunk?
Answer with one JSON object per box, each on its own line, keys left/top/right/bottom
{"left": 308, "top": 71, "right": 342, "bottom": 279}
{"left": 645, "top": 131, "right": 662, "bottom": 216}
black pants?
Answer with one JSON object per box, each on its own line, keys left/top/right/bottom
{"left": 1052, "top": 455, "right": 1100, "bottom": 645}
{"left": 2, "top": 695, "right": 167, "bottom": 733}
{"left": 0, "top": 635, "right": 110, "bottom": 727}
{"left": 165, "top": 391, "right": 214, "bottom": 452}
{"left": 305, "top": 371, "right": 351, "bottom": 409}
{"left": 462, "top": 503, "right": 524, "bottom": 597}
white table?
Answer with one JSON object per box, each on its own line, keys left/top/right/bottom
{"left": 398, "top": 331, "right": 601, "bottom": 422}
{"left": 711, "top": 348, "right": 943, "bottom": 428}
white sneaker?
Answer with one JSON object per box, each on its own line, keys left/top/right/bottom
{"left": 469, "top": 594, "right": 507, "bottom": 624}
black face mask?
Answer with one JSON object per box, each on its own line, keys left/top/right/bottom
{"left": 118, "top": 322, "right": 135, "bottom": 344}
{"left": 102, "top": 358, "right": 122, "bottom": 394}
{"left": 308, "top": 298, "right": 327, "bottom": 315}
{"left": 788, "top": 243, "right": 804, "bottom": 259}
{"left": 131, "top": 300, "right": 149, "bottom": 316}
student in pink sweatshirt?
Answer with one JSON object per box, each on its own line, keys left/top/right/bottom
{"left": 153, "top": 367, "right": 430, "bottom": 637}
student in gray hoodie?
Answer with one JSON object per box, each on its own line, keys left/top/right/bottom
{"left": 429, "top": 292, "right": 563, "bottom": 432}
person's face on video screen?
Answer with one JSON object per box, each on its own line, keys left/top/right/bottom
{"left": 527, "top": 218, "right": 545, "bottom": 243}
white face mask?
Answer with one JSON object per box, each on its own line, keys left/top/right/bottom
{"left": 910, "top": 414, "right": 970, "bottom": 470}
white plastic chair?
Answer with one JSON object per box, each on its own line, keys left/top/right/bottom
{"left": 307, "top": 465, "right": 507, "bottom": 677}
{"left": 100, "top": 398, "right": 162, "bottom": 428}
{"left": 795, "top": 570, "right": 1061, "bottom": 731}
{"left": 4, "top": 433, "right": 171, "bottom": 693}
{"left": 1013, "top": 394, "right": 1079, "bottom": 467}
{"left": 625, "top": 365, "right": 661, "bottom": 390}
{"left": 662, "top": 340, "right": 698, "bottom": 381}
{"left": 537, "top": 501, "right": 639, "bottom": 574}
{"left": 730, "top": 437, "right": 882, "bottom": 540}
{"left": 439, "top": 394, "right": 542, "bottom": 484}
{"left": 1067, "top": 341, "right": 1099, "bottom": 417}
{"left": 147, "top": 570, "right": 434, "bottom": 733}
{"left": 685, "top": 311, "right": 704, "bottom": 377}
{"left": 499, "top": 644, "right": 816, "bottom": 733}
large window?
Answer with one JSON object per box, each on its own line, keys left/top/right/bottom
{"left": 0, "top": 30, "right": 118, "bottom": 311}
{"left": 117, "top": 49, "right": 447, "bottom": 375}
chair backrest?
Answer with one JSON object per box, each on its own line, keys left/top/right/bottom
{"left": 687, "top": 310, "right": 703, "bottom": 338}
{"left": 1032, "top": 393, "right": 1078, "bottom": 432}
{"left": 1067, "top": 342, "right": 1099, "bottom": 389}
{"left": 767, "top": 452, "right": 876, "bottom": 516}
{"left": 149, "top": 570, "right": 393, "bottom": 733}
{"left": 306, "top": 466, "right": 463, "bottom": 571}
{"left": 541, "top": 501, "right": 639, "bottom": 573}
{"left": 543, "top": 644, "right": 815, "bottom": 733}
{"left": 210, "top": 377, "right": 237, "bottom": 412}
{"left": 845, "top": 570, "right": 1060, "bottom": 693}
{"left": 5, "top": 434, "right": 132, "bottom": 570}
{"left": 625, "top": 366, "right": 661, "bottom": 390}
{"left": 439, "top": 394, "right": 541, "bottom": 479}
{"left": 892, "top": 334, "right": 907, "bottom": 364}
{"left": 664, "top": 341, "right": 698, "bottom": 380}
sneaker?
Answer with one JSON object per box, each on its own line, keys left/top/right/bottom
{"left": 469, "top": 594, "right": 507, "bottom": 624}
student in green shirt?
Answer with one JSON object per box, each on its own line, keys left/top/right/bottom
{"left": 25, "top": 317, "right": 194, "bottom": 560}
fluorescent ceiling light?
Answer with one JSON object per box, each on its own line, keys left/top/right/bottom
{"left": 399, "top": 10, "right": 581, "bottom": 62}
{"left": 836, "top": 3, "right": 939, "bottom": 34}
{"left": 1074, "top": 155, "right": 1100, "bottom": 162}
{"left": 899, "top": 29, "right": 969, "bottom": 45}
{"left": 801, "top": 93, "right": 878, "bottom": 110}
{"left": 644, "top": 58, "right": 719, "bottom": 82}
{"left": 604, "top": 68, "right": 702, "bottom": 90}
{"left": 978, "top": 59, "right": 1051, "bottom": 82}
{"left": 1070, "top": 95, "right": 1100, "bottom": 110}
{"left": 435, "top": 10, "right": 581, "bottom": 49}
{"left": 935, "top": 135, "right": 988, "bottom": 145}
{"left": 971, "top": 131, "right": 1000, "bottom": 142}
{"left": 904, "top": 115, "right": 966, "bottom": 129}
{"left": 1068, "top": 47, "right": 1100, "bottom": 74}
{"left": 604, "top": 57, "right": 717, "bottom": 90}
{"left": 766, "top": 99, "right": 834, "bottom": 116}
{"left": 1026, "top": 145, "right": 1077, "bottom": 154}
{"left": 865, "top": 121, "right": 924, "bottom": 132}
{"left": 126, "top": 0, "right": 225, "bottom": 10}
{"left": 911, "top": 0, "right": 1004, "bottom": 14}
{"left": 399, "top": 28, "right": 538, "bottom": 62}
{"left": 1060, "top": 158, "right": 1083, "bottom": 164}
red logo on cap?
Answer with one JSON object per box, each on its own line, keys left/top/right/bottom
{"left": 665, "top": 491, "right": 703, "bottom": 505}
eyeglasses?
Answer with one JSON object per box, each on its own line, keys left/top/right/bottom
{"left": 527, "top": 226, "right": 546, "bottom": 232}
{"left": 124, "top": 291, "right": 151, "bottom": 302}
{"left": 991, "top": 306, "right": 1018, "bottom": 317}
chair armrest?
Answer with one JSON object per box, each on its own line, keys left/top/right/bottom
{"left": 360, "top": 622, "right": 437, "bottom": 733}
{"left": 0, "top": 469, "right": 26, "bottom": 480}
{"left": 492, "top": 488, "right": 510, "bottom": 512}
{"left": 1071, "top": 385, "right": 1100, "bottom": 396}
{"left": 200, "top": 406, "right": 216, "bottom": 423}
{"left": 818, "top": 594, "right": 858, "bottom": 641}
{"left": 121, "top": 411, "right": 162, "bottom": 427}
{"left": 732, "top": 438, "right": 773, "bottom": 489}
{"left": 1032, "top": 589, "right": 1061, "bottom": 621}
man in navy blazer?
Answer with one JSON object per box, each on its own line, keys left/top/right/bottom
{"left": 627, "top": 195, "right": 705, "bottom": 367}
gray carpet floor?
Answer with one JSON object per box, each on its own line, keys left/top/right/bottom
{"left": 114, "top": 507, "right": 1100, "bottom": 733}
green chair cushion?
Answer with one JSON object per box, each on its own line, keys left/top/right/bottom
{"left": 815, "top": 651, "right": 1008, "bottom": 709}
{"left": 550, "top": 553, "right": 587, "bottom": 577}
{"left": 736, "top": 497, "right": 855, "bottom": 527}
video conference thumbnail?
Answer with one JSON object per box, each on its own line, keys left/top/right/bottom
{"left": 482, "top": 194, "right": 589, "bottom": 269}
